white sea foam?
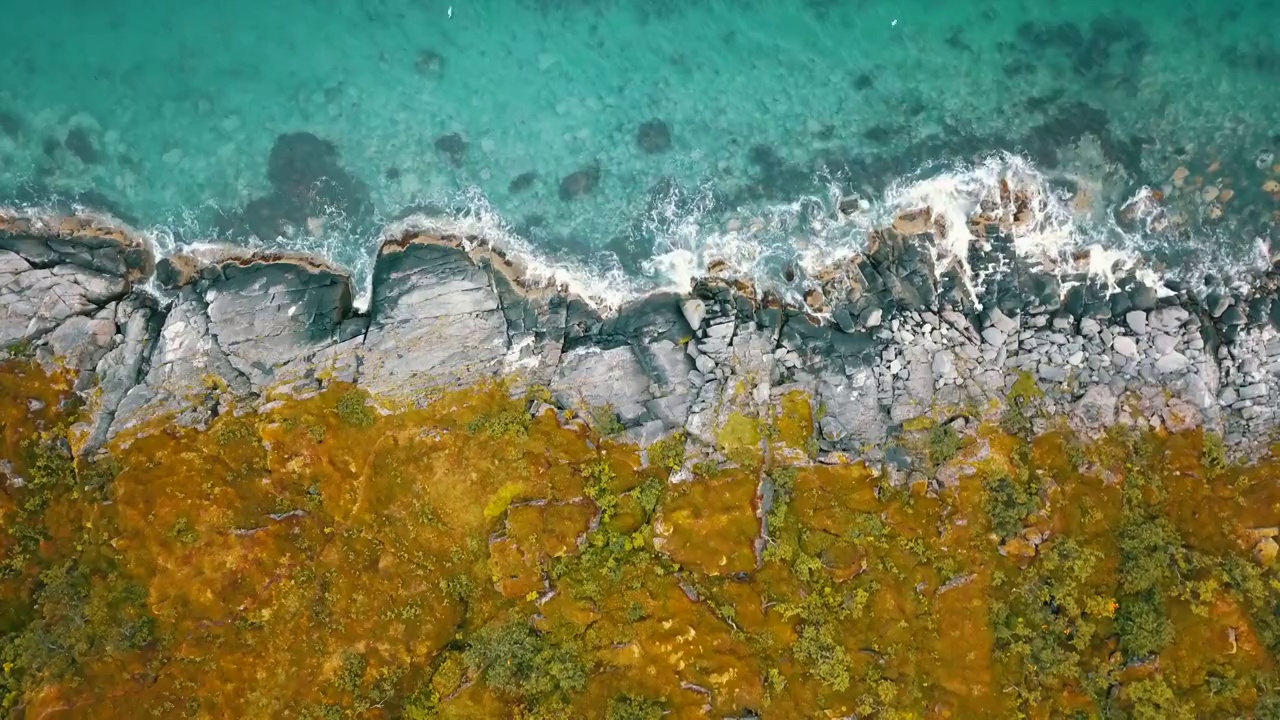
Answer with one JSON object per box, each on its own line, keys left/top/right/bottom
{"left": 5, "top": 152, "right": 1256, "bottom": 316}
{"left": 377, "top": 191, "right": 644, "bottom": 313}
{"left": 625, "top": 152, "right": 1138, "bottom": 308}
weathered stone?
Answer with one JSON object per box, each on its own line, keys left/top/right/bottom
{"left": 680, "top": 298, "right": 706, "bottom": 331}
{"left": 112, "top": 288, "right": 253, "bottom": 437}
{"left": 1073, "top": 385, "right": 1117, "bottom": 430}
{"left": 1255, "top": 537, "right": 1279, "bottom": 567}
{"left": 0, "top": 249, "right": 129, "bottom": 345}
{"left": 1155, "top": 352, "right": 1189, "bottom": 374}
{"left": 1239, "top": 383, "right": 1269, "bottom": 400}
{"left": 1125, "top": 310, "right": 1148, "bottom": 335}
{"left": 15, "top": 205, "right": 1280, "bottom": 465}
{"left": 932, "top": 350, "right": 956, "bottom": 380}
{"left": 1038, "top": 365, "right": 1068, "bottom": 383}
{"left": 1220, "top": 306, "right": 1247, "bottom": 326}
{"left": 988, "top": 308, "right": 1017, "bottom": 334}
{"left": 1205, "top": 291, "right": 1231, "bottom": 318}
{"left": 1162, "top": 398, "right": 1200, "bottom": 433}
{"left": 1113, "top": 336, "right": 1139, "bottom": 359}
{"left": 361, "top": 239, "right": 508, "bottom": 398}
{"left": 1151, "top": 306, "right": 1189, "bottom": 332}
{"left": 834, "top": 307, "right": 856, "bottom": 333}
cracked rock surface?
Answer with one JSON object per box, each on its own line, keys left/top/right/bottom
{"left": 7, "top": 209, "right": 1280, "bottom": 462}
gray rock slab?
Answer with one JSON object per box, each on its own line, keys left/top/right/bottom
{"left": 1125, "top": 310, "right": 1148, "bottom": 335}
{"left": 360, "top": 242, "right": 510, "bottom": 398}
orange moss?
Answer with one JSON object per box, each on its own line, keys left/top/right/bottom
{"left": 653, "top": 470, "right": 760, "bottom": 576}
{"left": 1, "top": 363, "right": 1279, "bottom": 718}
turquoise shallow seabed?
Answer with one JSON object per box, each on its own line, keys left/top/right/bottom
{"left": 0, "top": 0, "right": 1277, "bottom": 300}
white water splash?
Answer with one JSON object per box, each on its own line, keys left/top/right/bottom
{"left": 6, "top": 151, "right": 1236, "bottom": 316}
{"left": 377, "top": 189, "right": 645, "bottom": 312}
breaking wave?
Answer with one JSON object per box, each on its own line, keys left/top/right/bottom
{"left": 6, "top": 151, "right": 1269, "bottom": 314}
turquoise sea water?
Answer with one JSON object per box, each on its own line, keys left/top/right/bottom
{"left": 1, "top": 0, "right": 1277, "bottom": 302}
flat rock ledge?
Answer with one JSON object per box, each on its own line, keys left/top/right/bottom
{"left": 5, "top": 208, "right": 1280, "bottom": 464}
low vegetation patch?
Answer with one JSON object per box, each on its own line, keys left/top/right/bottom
{"left": 0, "top": 366, "right": 1277, "bottom": 718}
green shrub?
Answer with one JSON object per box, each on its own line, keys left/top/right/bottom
{"left": 983, "top": 473, "right": 1040, "bottom": 541}
{"left": 215, "top": 420, "right": 256, "bottom": 445}
{"left": 990, "top": 537, "right": 1103, "bottom": 699}
{"left": 335, "top": 650, "right": 368, "bottom": 693}
{"left": 467, "top": 408, "right": 530, "bottom": 438}
{"left": 1116, "top": 590, "right": 1173, "bottom": 660}
{"left": 1116, "top": 513, "right": 1178, "bottom": 595}
{"left": 168, "top": 517, "right": 199, "bottom": 545}
{"left": 606, "top": 693, "right": 665, "bottom": 720}
{"left": 335, "top": 390, "right": 375, "bottom": 428}
{"left": 590, "top": 405, "right": 626, "bottom": 437}
{"left": 6, "top": 561, "right": 156, "bottom": 685}
{"left": 2, "top": 435, "right": 78, "bottom": 579}
{"left": 633, "top": 477, "right": 665, "bottom": 517}
{"left": 21, "top": 434, "right": 77, "bottom": 491}
{"left": 692, "top": 460, "right": 719, "bottom": 477}
{"left": 1201, "top": 431, "right": 1227, "bottom": 473}
{"left": 1001, "top": 372, "right": 1043, "bottom": 438}
{"left": 793, "top": 622, "right": 851, "bottom": 691}
{"left": 1124, "top": 676, "right": 1192, "bottom": 720}
{"left": 647, "top": 432, "right": 687, "bottom": 472}
{"left": 463, "top": 621, "right": 588, "bottom": 703}
{"left": 927, "top": 423, "right": 962, "bottom": 466}
{"left": 582, "top": 458, "right": 619, "bottom": 519}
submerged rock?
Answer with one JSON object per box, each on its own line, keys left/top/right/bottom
{"left": 559, "top": 162, "right": 600, "bottom": 201}
{"left": 414, "top": 49, "right": 445, "bottom": 75}
{"left": 508, "top": 171, "right": 538, "bottom": 194}
{"left": 636, "top": 119, "right": 672, "bottom": 154}
{"left": 64, "top": 127, "right": 99, "bottom": 164}
{"left": 0, "top": 109, "right": 22, "bottom": 137}
{"left": 221, "top": 132, "right": 371, "bottom": 242}
{"left": 434, "top": 132, "right": 468, "bottom": 168}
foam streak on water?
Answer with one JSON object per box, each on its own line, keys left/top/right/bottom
{"left": 6, "top": 151, "right": 1259, "bottom": 316}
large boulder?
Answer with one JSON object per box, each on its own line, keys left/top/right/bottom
{"left": 164, "top": 249, "right": 354, "bottom": 394}
{"left": 359, "top": 235, "right": 511, "bottom": 400}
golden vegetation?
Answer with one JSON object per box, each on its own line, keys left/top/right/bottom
{"left": 1, "top": 360, "right": 1279, "bottom": 718}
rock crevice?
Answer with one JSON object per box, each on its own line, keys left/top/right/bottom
{"left": 5, "top": 208, "right": 1280, "bottom": 460}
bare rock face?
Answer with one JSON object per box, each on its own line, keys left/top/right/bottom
{"left": 0, "top": 213, "right": 160, "bottom": 453}
{"left": 359, "top": 236, "right": 510, "bottom": 400}
{"left": 7, "top": 202, "right": 1280, "bottom": 465}
{"left": 0, "top": 215, "right": 152, "bottom": 348}
{"left": 109, "top": 287, "right": 251, "bottom": 440}
{"left": 0, "top": 249, "right": 127, "bottom": 345}
{"left": 187, "top": 252, "right": 354, "bottom": 393}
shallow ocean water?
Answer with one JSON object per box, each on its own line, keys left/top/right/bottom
{"left": 0, "top": 0, "right": 1277, "bottom": 303}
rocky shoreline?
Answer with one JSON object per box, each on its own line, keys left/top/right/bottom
{"left": 4, "top": 206, "right": 1280, "bottom": 464}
